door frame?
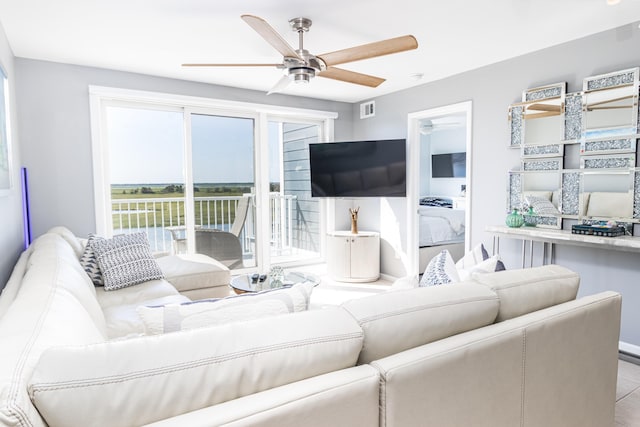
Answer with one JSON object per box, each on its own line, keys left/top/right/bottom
{"left": 406, "top": 100, "right": 473, "bottom": 276}
{"left": 89, "top": 85, "right": 337, "bottom": 272}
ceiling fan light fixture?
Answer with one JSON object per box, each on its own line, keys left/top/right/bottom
{"left": 289, "top": 67, "right": 315, "bottom": 84}
{"left": 184, "top": 15, "right": 418, "bottom": 94}
{"left": 606, "top": 0, "right": 621, "bottom": 5}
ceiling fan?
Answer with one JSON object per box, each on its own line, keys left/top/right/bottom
{"left": 419, "top": 118, "right": 465, "bottom": 135}
{"left": 182, "top": 15, "right": 418, "bottom": 94}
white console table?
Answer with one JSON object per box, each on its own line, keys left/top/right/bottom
{"left": 486, "top": 225, "right": 640, "bottom": 267}
{"left": 326, "top": 231, "right": 380, "bottom": 283}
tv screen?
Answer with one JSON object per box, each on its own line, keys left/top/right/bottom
{"left": 431, "top": 152, "right": 466, "bottom": 178}
{"left": 309, "top": 139, "right": 406, "bottom": 197}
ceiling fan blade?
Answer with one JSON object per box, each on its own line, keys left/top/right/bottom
{"left": 318, "top": 35, "right": 418, "bottom": 67}
{"left": 267, "top": 74, "right": 292, "bottom": 95}
{"left": 319, "top": 67, "right": 385, "bottom": 88}
{"left": 241, "top": 15, "right": 301, "bottom": 60}
{"left": 182, "top": 63, "right": 282, "bottom": 67}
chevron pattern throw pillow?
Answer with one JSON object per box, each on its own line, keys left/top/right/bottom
{"left": 80, "top": 234, "right": 104, "bottom": 286}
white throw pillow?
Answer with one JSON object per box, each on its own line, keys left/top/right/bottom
{"left": 455, "top": 243, "right": 506, "bottom": 280}
{"left": 420, "top": 250, "right": 460, "bottom": 286}
{"left": 137, "top": 281, "right": 316, "bottom": 334}
{"left": 458, "top": 255, "right": 501, "bottom": 281}
{"left": 455, "top": 243, "right": 489, "bottom": 271}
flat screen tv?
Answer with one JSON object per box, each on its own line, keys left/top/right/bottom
{"left": 431, "top": 152, "right": 466, "bottom": 178}
{"left": 309, "top": 139, "right": 406, "bottom": 197}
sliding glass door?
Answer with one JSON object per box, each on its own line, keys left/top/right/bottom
{"left": 190, "top": 113, "right": 257, "bottom": 269}
{"left": 95, "top": 89, "right": 334, "bottom": 274}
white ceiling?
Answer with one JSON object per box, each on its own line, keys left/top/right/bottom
{"left": 1, "top": 0, "right": 640, "bottom": 103}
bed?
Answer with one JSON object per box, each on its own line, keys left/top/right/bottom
{"left": 418, "top": 198, "right": 466, "bottom": 271}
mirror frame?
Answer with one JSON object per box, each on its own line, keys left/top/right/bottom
{"left": 507, "top": 68, "right": 640, "bottom": 230}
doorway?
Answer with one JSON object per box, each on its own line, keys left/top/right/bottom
{"left": 407, "top": 101, "right": 472, "bottom": 276}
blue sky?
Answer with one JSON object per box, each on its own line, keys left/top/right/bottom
{"left": 107, "top": 107, "right": 279, "bottom": 184}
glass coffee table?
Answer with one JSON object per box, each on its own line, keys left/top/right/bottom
{"left": 230, "top": 271, "right": 320, "bottom": 294}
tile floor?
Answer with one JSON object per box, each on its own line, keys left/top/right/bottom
{"left": 616, "top": 356, "right": 640, "bottom": 426}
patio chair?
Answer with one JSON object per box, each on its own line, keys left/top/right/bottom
{"left": 195, "top": 196, "right": 250, "bottom": 269}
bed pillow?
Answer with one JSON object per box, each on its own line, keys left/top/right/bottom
{"left": 137, "top": 281, "right": 315, "bottom": 334}
{"left": 91, "top": 233, "right": 164, "bottom": 291}
{"left": 420, "top": 250, "right": 460, "bottom": 286}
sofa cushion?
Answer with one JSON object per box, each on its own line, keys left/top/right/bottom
{"left": 139, "top": 299, "right": 290, "bottom": 335}
{"left": 0, "top": 233, "right": 108, "bottom": 427}
{"left": 471, "top": 264, "right": 579, "bottom": 321}
{"left": 27, "top": 307, "right": 364, "bottom": 427}
{"left": 341, "top": 283, "right": 499, "bottom": 364}
{"left": 47, "top": 226, "right": 84, "bottom": 259}
{"left": 137, "top": 281, "right": 315, "bottom": 335}
{"left": 95, "top": 278, "right": 181, "bottom": 309}
{"left": 94, "top": 278, "right": 186, "bottom": 338}
{"left": 91, "top": 233, "right": 164, "bottom": 291}
{"left": 156, "top": 253, "right": 230, "bottom": 293}
{"left": 102, "top": 294, "right": 191, "bottom": 339}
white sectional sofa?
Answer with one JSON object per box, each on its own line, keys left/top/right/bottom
{"left": 0, "top": 227, "right": 622, "bottom": 427}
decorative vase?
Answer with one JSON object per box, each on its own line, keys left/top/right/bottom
{"left": 523, "top": 206, "right": 537, "bottom": 227}
{"left": 349, "top": 207, "right": 359, "bottom": 234}
{"left": 505, "top": 209, "right": 524, "bottom": 228}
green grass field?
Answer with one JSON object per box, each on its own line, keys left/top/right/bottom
{"left": 110, "top": 184, "right": 255, "bottom": 228}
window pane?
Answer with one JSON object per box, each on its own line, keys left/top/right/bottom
{"left": 191, "top": 114, "right": 256, "bottom": 269}
{"left": 269, "top": 121, "right": 321, "bottom": 264}
{"left": 107, "top": 106, "right": 185, "bottom": 253}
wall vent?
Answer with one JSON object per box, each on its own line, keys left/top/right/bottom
{"left": 360, "top": 101, "right": 375, "bottom": 119}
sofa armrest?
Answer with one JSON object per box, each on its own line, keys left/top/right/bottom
{"left": 371, "top": 291, "right": 621, "bottom": 427}
{"left": 142, "top": 365, "right": 380, "bottom": 427}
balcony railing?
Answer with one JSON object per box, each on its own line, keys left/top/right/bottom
{"left": 111, "top": 193, "right": 296, "bottom": 255}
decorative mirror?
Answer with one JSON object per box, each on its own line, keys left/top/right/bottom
{"left": 579, "top": 168, "right": 635, "bottom": 221}
{"left": 507, "top": 67, "right": 640, "bottom": 231}
{"left": 509, "top": 82, "right": 566, "bottom": 148}
{"left": 507, "top": 170, "right": 562, "bottom": 229}
{"left": 522, "top": 97, "right": 564, "bottom": 146}
{"left": 582, "top": 67, "right": 639, "bottom": 139}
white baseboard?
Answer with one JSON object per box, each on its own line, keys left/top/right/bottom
{"left": 379, "top": 273, "right": 397, "bottom": 283}
{"left": 619, "top": 341, "right": 640, "bottom": 357}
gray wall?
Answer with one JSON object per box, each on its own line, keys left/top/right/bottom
{"left": 0, "top": 58, "right": 352, "bottom": 290}
{"left": 13, "top": 59, "right": 354, "bottom": 242}
{"left": 0, "top": 22, "right": 24, "bottom": 288}
{"left": 351, "top": 23, "right": 640, "bottom": 347}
